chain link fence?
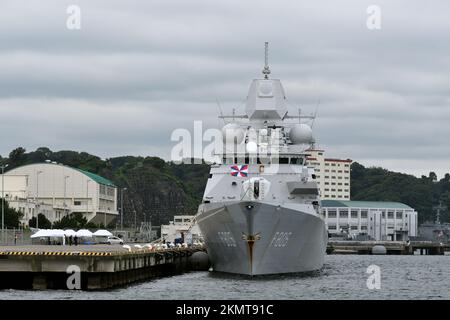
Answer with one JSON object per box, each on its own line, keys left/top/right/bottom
{"left": 0, "top": 228, "right": 32, "bottom": 245}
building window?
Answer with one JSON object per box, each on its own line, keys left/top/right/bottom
{"left": 328, "top": 225, "right": 337, "bottom": 230}
{"left": 328, "top": 210, "right": 337, "bottom": 218}
{"left": 388, "top": 211, "right": 394, "bottom": 219}
{"left": 361, "top": 226, "right": 367, "bottom": 230}
{"left": 338, "top": 209, "right": 348, "bottom": 217}
{"left": 74, "top": 201, "right": 81, "bottom": 206}
{"left": 351, "top": 210, "right": 358, "bottom": 218}
{"left": 361, "top": 210, "right": 368, "bottom": 218}
{"left": 396, "top": 212, "right": 403, "bottom": 219}
{"left": 324, "top": 182, "right": 329, "bottom": 185}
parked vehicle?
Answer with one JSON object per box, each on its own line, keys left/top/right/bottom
{"left": 107, "top": 236, "right": 124, "bottom": 245}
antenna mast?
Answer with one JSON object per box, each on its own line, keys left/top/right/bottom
{"left": 262, "top": 42, "right": 271, "bottom": 79}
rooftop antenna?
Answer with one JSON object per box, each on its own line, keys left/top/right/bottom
{"left": 311, "top": 99, "right": 321, "bottom": 129}
{"left": 262, "top": 42, "right": 271, "bottom": 79}
{"left": 216, "top": 98, "right": 225, "bottom": 123}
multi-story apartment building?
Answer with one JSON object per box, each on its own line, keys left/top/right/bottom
{"left": 305, "top": 149, "right": 352, "bottom": 200}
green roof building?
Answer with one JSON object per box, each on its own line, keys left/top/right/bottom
{"left": 2, "top": 163, "right": 118, "bottom": 227}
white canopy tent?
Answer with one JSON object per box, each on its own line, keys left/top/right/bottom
{"left": 31, "top": 229, "right": 65, "bottom": 238}
{"left": 30, "top": 229, "right": 66, "bottom": 245}
{"left": 93, "top": 230, "right": 113, "bottom": 237}
{"left": 64, "top": 229, "right": 77, "bottom": 237}
{"left": 75, "top": 229, "right": 93, "bottom": 237}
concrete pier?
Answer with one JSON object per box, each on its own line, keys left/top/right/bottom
{"left": 327, "top": 240, "right": 448, "bottom": 255}
{"left": 0, "top": 245, "right": 206, "bottom": 290}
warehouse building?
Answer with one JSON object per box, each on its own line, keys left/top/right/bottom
{"left": 305, "top": 149, "right": 352, "bottom": 200}
{"left": 1, "top": 163, "right": 118, "bottom": 227}
{"left": 322, "top": 200, "right": 418, "bottom": 241}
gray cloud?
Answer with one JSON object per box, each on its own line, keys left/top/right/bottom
{"left": 0, "top": 0, "right": 449, "bottom": 178}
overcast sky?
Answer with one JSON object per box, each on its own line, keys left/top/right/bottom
{"left": 0, "top": 1, "right": 449, "bottom": 178}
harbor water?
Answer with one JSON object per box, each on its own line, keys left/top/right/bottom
{"left": 0, "top": 254, "right": 449, "bottom": 300}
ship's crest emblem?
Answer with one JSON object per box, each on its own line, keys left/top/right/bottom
{"left": 230, "top": 165, "right": 248, "bottom": 177}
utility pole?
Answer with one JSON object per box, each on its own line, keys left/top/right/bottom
{"left": 64, "top": 175, "right": 70, "bottom": 218}
{"left": 1, "top": 164, "right": 9, "bottom": 244}
{"left": 86, "top": 180, "right": 90, "bottom": 216}
{"left": 121, "top": 188, "right": 127, "bottom": 230}
{"left": 36, "top": 170, "right": 43, "bottom": 229}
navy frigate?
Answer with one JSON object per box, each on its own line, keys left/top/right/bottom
{"left": 196, "top": 43, "right": 327, "bottom": 275}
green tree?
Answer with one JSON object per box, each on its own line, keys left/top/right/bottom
{"left": 28, "top": 213, "right": 52, "bottom": 229}
{"left": 429, "top": 172, "right": 438, "bottom": 182}
{"left": 1, "top": 200, "right": 22, "bottom": 228}
{"left": 8, "top": 147, "right": 27, "bottom": 168}
{"left": 52, "top": 212, "right": 89, "bottom": 229}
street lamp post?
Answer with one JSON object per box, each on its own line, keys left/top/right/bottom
{"left": 1, "top": 164, "right": 9, "bottom": 244}
{"left": 121, "top": 188, "right": 127, "bottom": 230}
{"left": 86, "top": 180, "right": 91, "bottom": 217}
{"left": 64, "top": 176, "right": 70, "bottom": 217}
{"left": 36, "top": 170, "right": 43, "bottom": 229}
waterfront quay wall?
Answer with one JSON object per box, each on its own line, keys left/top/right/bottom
{"left": 327, "top": 240, "right": 448, "bottom": 255}
{"left": 0, "top": 245, "right": 206, "bottom": 290}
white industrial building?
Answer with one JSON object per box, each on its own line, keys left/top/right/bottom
{"left": 322, "top": 200, "right": 418, "bottom": 241}
{"left": 305, "top": 149, "right": 352, "bottom": 200}
{"left": 1, "top": 163, "right": 118, "bottom": 227}
{"left": 161, "top": 215, "right": 202, "bottom": 244}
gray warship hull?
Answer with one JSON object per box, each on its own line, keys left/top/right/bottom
{"left": 197, "top": 201, "right": 328, "bottom": 276}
